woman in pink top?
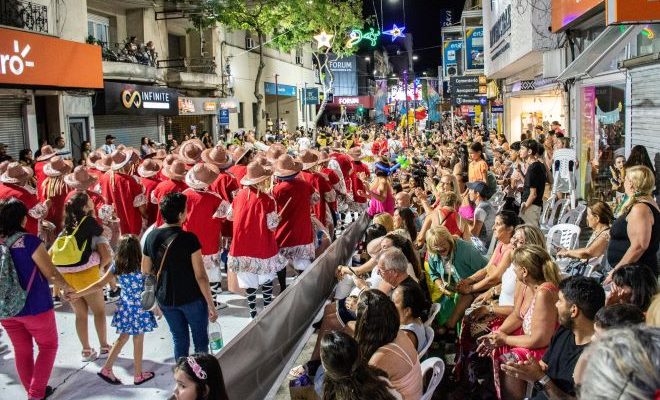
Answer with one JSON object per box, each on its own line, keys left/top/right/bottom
{"left": 366, "top": 160, "right": 395, "bottom": 217}
{"left": 355, "top": 290, "right": 422, "bottom": 400}
{"left": 477, "top": 245, "right": 561, "bottom": 399}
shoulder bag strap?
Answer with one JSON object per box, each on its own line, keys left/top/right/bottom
{"left": 155, "top": 232, "right": 180, "bottom": 283}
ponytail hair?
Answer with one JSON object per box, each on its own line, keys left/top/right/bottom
{"left": 512, "top": 244, "right": 561, "bottom": 286}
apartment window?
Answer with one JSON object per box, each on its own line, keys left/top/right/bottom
{"left": 168, "top": 34, "right": 187, "bottom": 59}
{"left": 238, "top": 102, "right": 245, "bottom": 129}
{"left": 87, "top": 14, "right": 110, "bottom": 46}
{"left": 295, "top": 48, "right": 303, "bottom": 65}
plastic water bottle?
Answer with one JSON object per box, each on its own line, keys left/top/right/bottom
{"left": 208, "top": 322, "right": 224, "bottom": 352}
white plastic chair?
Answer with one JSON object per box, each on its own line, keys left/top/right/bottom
{"left": 541, "top": 198, "right": 570, "bottom": 232}
{"left": 546, "top": 223, "right": 581, "bottom": 258}
{"left": 551, "top": 149, "right": 578, "bottom": 208}
{"left": 424, "top": 303, "right": 441, "bottom": 327}
{"left": 420, "top": 357, "right": 445, "bottom": 400}
{"left": 418, "top": 326, "right": 435, "bottom": 359}
{"left": 558, "top": 204, "right": 587, "bottom": 226}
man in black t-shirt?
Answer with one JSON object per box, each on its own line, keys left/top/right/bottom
{"left": 519, "top": 139, "right": 546, "bottom": 228}
{"left": 501, "top": 276, "right": 605, "bottom": 400}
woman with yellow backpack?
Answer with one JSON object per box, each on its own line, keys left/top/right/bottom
{"left": 50, "top": 192, "right": 112, "bottom": 362}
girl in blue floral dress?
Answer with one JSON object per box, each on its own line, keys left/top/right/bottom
{"left": 71, "top": 234, "right": 157, "bottom": 385}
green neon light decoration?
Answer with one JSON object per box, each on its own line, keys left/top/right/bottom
{"left": 346, "top": 27, "right": 380, "bottom": 48}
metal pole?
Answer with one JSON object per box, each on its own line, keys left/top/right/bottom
{"left": 403, "top": 70, "right": 409, "bottom": 144}
{"left": 303, "top": 82, "right": 308, "bottom": 131}
{"left": 413, "top": 78, "right": 418, "bottom": 139}
{"left": 451, "top": 104, "right": 455, "bottom": 138}
{"left": 275, "top": 74, "right": 280, "bottom": 136}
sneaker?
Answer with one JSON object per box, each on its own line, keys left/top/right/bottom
{"left": 106, "top": 287, "right": 121, "bottom": 303}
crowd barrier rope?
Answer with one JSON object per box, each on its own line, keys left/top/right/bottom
{"left": 216, "top": 213, "right": 370, "bottom": 400}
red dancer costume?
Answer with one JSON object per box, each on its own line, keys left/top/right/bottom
{"left": 99, "top": 149, "right": 146, "bottom": 236}
{"left": 151, "top": 159, "right": 188, "bottom": 227}
{"left": 228, "top": 161, "right": 286, "bottom": 318}
{"left": 272, "top": 154, "right": 316, "bottom": 271}
{"left": 0, "top": 162, "right": 47, "bottom": 235}
{"left": 137, "top": 159, "right": 162, "bottom": 227}
{"left": 40, "top": 156, "right": 72, "bottom": 234}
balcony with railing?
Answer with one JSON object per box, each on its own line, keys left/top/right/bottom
{"left": 158, "top": 57, "right": 221, "bottom": 90}
{"left": 1, "top": 0, "right": 50, "bottom": 34}
{"left": 96, "top": 38, "right": 165, "bottom": 84}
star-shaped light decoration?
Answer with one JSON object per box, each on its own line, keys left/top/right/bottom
{"left": 314, "top": 31, "right": 334, "bottom": 49}
{"left": 383, "top": 24, "right": 406, "bottom": 42}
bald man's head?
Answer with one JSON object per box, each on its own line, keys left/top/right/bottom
{"left": 395, "top": 191, "right": 411, "bottom": 208}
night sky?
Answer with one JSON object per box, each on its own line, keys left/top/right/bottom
{"left": 362, "top": 0, "right": 465, "bottom": 75}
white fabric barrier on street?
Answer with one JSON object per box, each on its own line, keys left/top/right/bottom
{"left": 216, "top": 213, "right": 370, "bottom": 400}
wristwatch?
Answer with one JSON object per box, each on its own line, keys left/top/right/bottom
{"left": 534, "top": 375, "right": 551, "bottom": 392}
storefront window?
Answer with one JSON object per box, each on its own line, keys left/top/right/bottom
{"left": 636, "top": 24, "right": 660, "bottom": 57}
{"left": 580, "top": 84, "right": 626, "bottom": 202}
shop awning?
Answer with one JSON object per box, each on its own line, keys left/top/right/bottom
{"left": 557, "top": 25, "right": 642, "bottom": 82}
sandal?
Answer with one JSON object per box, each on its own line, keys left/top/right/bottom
{"left": 97, "top": 368, "right": 122, "bottom": 385}
{"left": 81, "top": 348, "right": 98, "bottom": 362}
{"left": 134, "top": 371, "right": 155, "bottom": 385}
{"left": 98, "top": 345, "right": 112, "bottom": 359}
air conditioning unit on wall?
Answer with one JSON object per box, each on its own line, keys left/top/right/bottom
{"left": 447, "top": 66, "right": 458, "bottom": 76}
{"left": 543, "top": 48, "right": 567, "bottom": 79}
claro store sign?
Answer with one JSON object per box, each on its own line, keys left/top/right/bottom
{"left": 0, "top": 27, "right": 103, "bottom": 88}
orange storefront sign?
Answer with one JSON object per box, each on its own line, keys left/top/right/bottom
{"left": 0, "top": 27, "right": 103, "bottom": 89}
{"left": 552, "top": 0, "right": 604, "bottom": 32}
{"left": 606, "top": 0, "right": 660, "bottom": 25}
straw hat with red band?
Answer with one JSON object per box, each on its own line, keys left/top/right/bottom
{"left": 0, "top": 162, "right": 33, "bottom": 185}
{"left": 179, "top": 140, "right": 205, "bottom": 165}
{"left": 0, "top": 160, "right": 9, "bottom": 176}
{"left": 318, "top": 150, "right": 331, "bottom": 164}
{"left": 152, "top": 148, "right": 167, "bottom": 160}
{"left": 185, "top": 163, "right": 220, "bottom": 190}
{"left": 273, "top": 154, "right": 303, "bottom": 178}
{"left": 348, "top": 146, "right": 364, "bottom": 161}
{"left": 95, "top": 154, "right": 113, "bottom": 172}
{"left": 44, "top": 156, "right": 73, "bottom": 177}
{"left": 37, "top": 145, "right": 57, "bottom": 161}
{"left": 240, "top": 160, "right": 273, "bottom": 186}
{"left": 232, "top": 145, "right": 253, "bottom": 164}
{"left": 162, "top": 159, "right": 187, "bottom": 181}
{"left": 201, "top": 146, "right": 233, "bottom": 169}
{"left": 298, "top": 149, "right": 320, "bottom": 170}
{"left": 86, "top": 150, "right": 102, "bottom": 168}
{"left": 110, "top": 149, "right": 133, "bottom": 171}
{"left": 266, "top": 143, "right": 286, "bottom": 163}
{"left": 137, "top": 159, "right": 161, "bottom": 178}
{"left": 64, "top": 166, "right": 98, "bottom": 190}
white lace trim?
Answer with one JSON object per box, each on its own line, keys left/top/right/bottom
{"left": 228, "top": 253, "right": 288, "bottom": 274}
{"left": 98, "top": 204, "right": 115, "bottom": 222}
{"left": 279, "top": 242, "right": 315, "bottom": 261}
{"left": 213, "top": 200, "right": 231, "bottom": 219}
{"left": 133, "top": 193, "right": 147, "bottom": 207}
{"left": 266, "top": 211, "right": 280, "bottom": 231}
{"left": 28, "top": 203, "right": 48, "bottom": 219}
{"left": 324, "top": 189, "right": 336, "bottom": 203}
{"left": 150, "top": 191, "right": 158, "bottom": 205}
{"left": 311, "top": 191, "right": 320, "bottom": 205}
{"left": 226, "top": 204, "right": 234, "bottom": 221}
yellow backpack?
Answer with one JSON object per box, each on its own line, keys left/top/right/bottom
{"left": 51, "top": 216, "right": 88, "bottom": 266}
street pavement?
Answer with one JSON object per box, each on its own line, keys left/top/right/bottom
{"left": 0, "top": 289, "right": 262, "bottom": 400}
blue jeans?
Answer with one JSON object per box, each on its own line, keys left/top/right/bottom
{"left": 160, "top": 297, "right": 209, "bottom": 360}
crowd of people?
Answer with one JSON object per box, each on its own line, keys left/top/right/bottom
{"left": 0, "top": 120, "right": 658, "bottom": 400}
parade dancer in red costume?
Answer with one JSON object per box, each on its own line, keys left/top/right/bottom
{"left": 228, "top": 145, "right": 254, "bottom": 183}
{"left": 299, "top": 150, "right": 335, "bottom": 229}
{"left": 183, "top": 163, "right": 230, "bottom": 310}
{"left": 40, "top": 156, "right": 72, "bottom": 234}
{"left": 272, "top": 154, "right": 316, "bottom": 291}
{"left": 0, "top": 162, "right": 48, "bottom": 236}
{"left": 136, "top": 159, "right": 162, "bottom": 227}
{"left": 151, "top": 158, "right": 188, "bottom": 227}
{"left": 228, "top": 161, "right": 287, "bottom": 318}
{"left": 34, "top": 145, "right": 57, "bottom": 196}
{"left": 203, "top": 146, "right": 240, "bottom": 292}
{"left": 348, "top": 146, "right": 370, "bottom": 213}
{"left": 99, "top": 149, "right": 147, "bottom": 236}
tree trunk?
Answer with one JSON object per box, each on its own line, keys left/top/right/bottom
{"left": 312, "top": 52, "right": 335, "bottom": 134}
{"left": 253, "top": 31, "right": 265, "bottom": 137}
